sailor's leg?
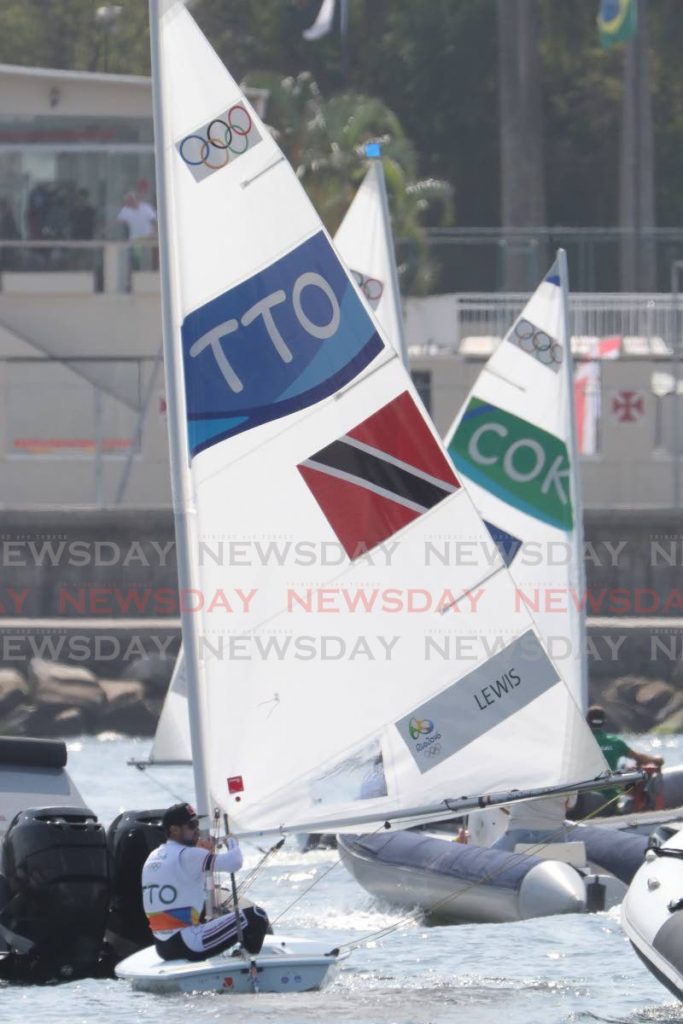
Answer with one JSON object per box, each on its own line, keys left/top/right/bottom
{"left": 178, "top": 905, "right": 271, "bottom": 960}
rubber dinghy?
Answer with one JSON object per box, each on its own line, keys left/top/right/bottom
{"left": 339, "top": 824, "right": 649, "bottom": 925}
{"left": 622, "top": 826, "right": 683, "bottom": 1002}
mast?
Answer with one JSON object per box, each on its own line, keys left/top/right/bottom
{"left": 148, "top": 0, "right": 212, "bottom": 823}
{"left": 365, "top": 142, "right": 409, "bottom": 367}
{"left": 558, "top": 248, "right": 589, "bottom": 712}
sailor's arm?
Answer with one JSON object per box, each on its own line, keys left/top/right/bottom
{"left": 197, "top": 835, "right": 243, "bottom": 873}
{"left": 180, "top": 837, "right": 244, "bottom": 875}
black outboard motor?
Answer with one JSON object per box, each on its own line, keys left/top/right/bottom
{"left": 103, "top": 809, "right": 165, "bottom": 966}
{"left": 0, "top": 806, "right": 109, "bottom": 982}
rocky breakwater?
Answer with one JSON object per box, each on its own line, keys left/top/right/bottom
{"left": 0, "top": 655, "right": 174, "bottom": 737}
{"left": 590, "top": 671, "right": 683, "bottom": 735}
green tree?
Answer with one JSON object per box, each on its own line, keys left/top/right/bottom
{"left": 0, "top": 1, "right": 149, "bottom": 74}
{"left": 246, "top": 70, "right": 452, "bottom": 292}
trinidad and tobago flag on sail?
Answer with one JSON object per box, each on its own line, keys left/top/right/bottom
{"left": 298, "top": 391, "right": 460, "bottom": 559}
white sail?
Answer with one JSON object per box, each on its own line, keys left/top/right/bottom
{"left": 155, "top": 1, "right": 605, "bottom": 837}
{"left": 148, "top": 653, "right": 191, "bottom": 765}
{"left": 334, "top": 154, "right": 407, "bottom": 361}
{"left": 150, "top": 159, "right": 406, "bottom": 766}
{"left": 444, "top": 261, "right": 588, "bottom": 710}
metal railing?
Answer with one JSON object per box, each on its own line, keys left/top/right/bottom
{"left": 0, "top": 239, "right": 158, "bottom": 293}
{"left": 4, "top": 227, "right": 683, "bottom": 295}
{"left": 399, "top": 226, "right": 683, "bottom": 294}
{"left": 449, "top": 292, "right": 679, "bottom": 356}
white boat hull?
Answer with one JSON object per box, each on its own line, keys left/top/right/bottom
{"left": 116, "top": 934, "right": 347, "bottom": 994}
{"left": 622, "top": 826, "right": 683, "bottom": 1001}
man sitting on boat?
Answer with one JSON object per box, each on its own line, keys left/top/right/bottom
{"left": 489, "top": 794, "right": 571, "bottom": 851}
{"left": 586, "top": 705, "right": 664, "bottom": 813}
{"left": 586, "top": 705, "right": 663, "bottom": 771}
{"left": 141, "top": 802, "right": 270, "bottom": 962}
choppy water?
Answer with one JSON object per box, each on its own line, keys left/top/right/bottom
{"left": 3, "top": 734, "right": 683, "bottom": 1024}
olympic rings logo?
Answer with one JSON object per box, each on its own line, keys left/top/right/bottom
{"left": 423, "top": 743, "right": 442, "bottom": 759}
{"left": 510, "top": 317, "right": 563, "bottom": 370}
{"left": 351, "top": 269, "right": 384, "bottom": 309}
{"left": 178, "top": 104, "right": 261, "bottom": 180}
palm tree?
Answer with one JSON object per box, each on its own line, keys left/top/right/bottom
{"left": 244, "top": 70, "right": 453, "bottom": 294}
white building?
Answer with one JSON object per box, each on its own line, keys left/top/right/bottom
{"left": 0, "top": 64, "right": 679, "bottom": 509}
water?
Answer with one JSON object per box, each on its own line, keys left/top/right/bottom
{"left": 3, "top": 733, "right": 683, "bottom": 1024}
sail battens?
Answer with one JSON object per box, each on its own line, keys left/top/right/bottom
{"left": 240, "top": 155, "right": 286, "bottom": 189}
{"left": 483, "top": 366, "right": 527, "bottom": 392}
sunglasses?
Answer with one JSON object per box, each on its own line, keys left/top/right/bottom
{"left": 185, "top": 819, "right": 200, "bottom": 830}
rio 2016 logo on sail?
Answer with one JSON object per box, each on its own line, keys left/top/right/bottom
{"left": 177, "top": 104, "right": 262, "bottom": 183}
{"left": 181, "top": 231, "right": 383, "bottom": 455}
{"left": 408, "top": 717, "right": 442, "bottom": 755}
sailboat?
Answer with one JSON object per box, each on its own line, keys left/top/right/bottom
{"left": 116, "top": 0, "right": 640, "bottom": 992}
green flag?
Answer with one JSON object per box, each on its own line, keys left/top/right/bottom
{"left": 598, "top": 0, "right": 637, "bottom": 49}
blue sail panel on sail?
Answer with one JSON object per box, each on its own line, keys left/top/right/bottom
{"left": 181, "top": 231, "right": 383, "bottom": 455}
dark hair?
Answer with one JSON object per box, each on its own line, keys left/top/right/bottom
{"left": 586, "top": 704, "right": 606, "bottom": 727}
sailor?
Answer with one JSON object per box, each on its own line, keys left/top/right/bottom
{"left": 489, "top": 794, "right": 570, "bottom": 851}
{"left": 586, "top": 705, "right": 664, "bottom": 771}
{"left": 586, "top": 705, "right": 664, "bottom": 813}
{"left": 141, "top": 802, "right": 270, "bottom": 962}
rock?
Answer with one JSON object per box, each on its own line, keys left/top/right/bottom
{"left": 28, "top": 658, "right": 105, "bottom": 720}
{"left": 654, "top": 707, "right": 683, "bottom": 734}
{"left": 0, "top": 669, "right": 29, "bottom": 717}
{"left": 121, "top": 654, "right": 174, "bottom": 696}
{"left": 634, "top": 679, "right": 677, "bottom": 715}
{"left": 598, "top": 676, "right": 662, "bottom": 732}
{"left": 51, "top": 708, "right": 85, "bottom": 736}
{"left": 28, "top": 659, "right": 98, "bottom": 692}
{"left": 99, "top": 679, "right": 146, "bottom": 709}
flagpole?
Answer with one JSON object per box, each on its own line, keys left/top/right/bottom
{"left": 340, "top": 0, "right": 349, "bottom": 81}
{"left": 148, "top": 0, "right": 213, "bottom": 828}
{"left": 558, "top": 248, "right": 589, "bottom": 713}
{"left": 366, "top": 143, "right": 409, "bottom": 368}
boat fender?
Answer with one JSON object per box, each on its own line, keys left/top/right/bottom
{"left": 0, "top": 737, "right": 67, "bottom": 769}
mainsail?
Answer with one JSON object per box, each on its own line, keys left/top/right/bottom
{"left": 153, "top": 0, "right": 605, "bottom": 837}
{"left": 445, "top": 261, "right": 589, "bottom": 709}
{"left": 146, "top": 151, "right": 406, "bottom": 767}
